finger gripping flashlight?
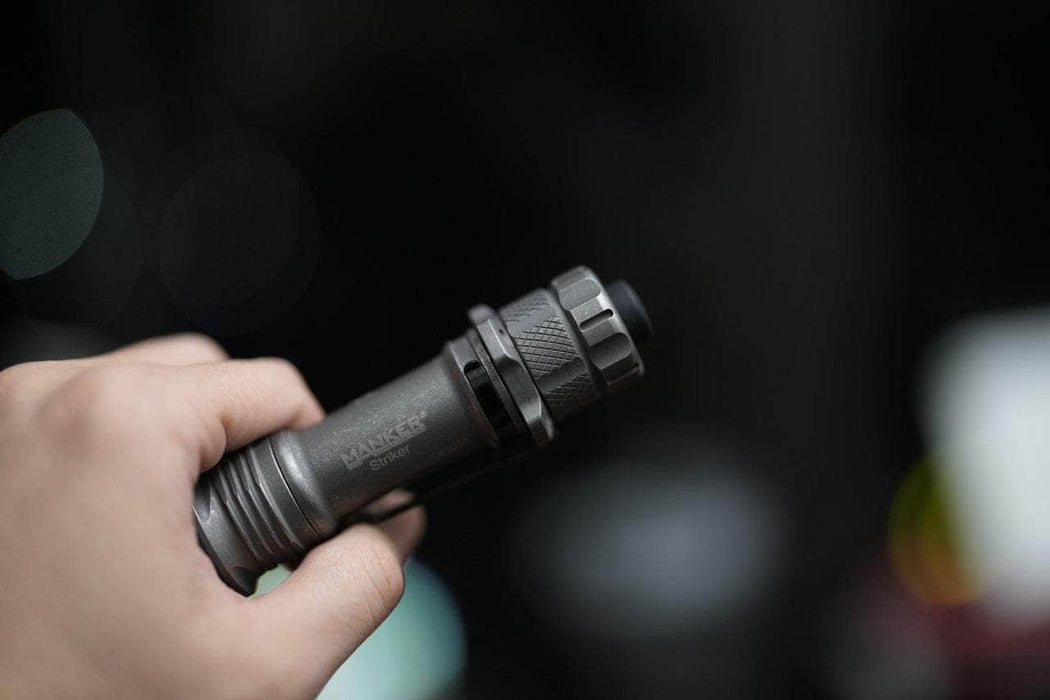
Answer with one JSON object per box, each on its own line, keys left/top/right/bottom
{"left": 194, "top": 266, "right": 651, "bottom": 594}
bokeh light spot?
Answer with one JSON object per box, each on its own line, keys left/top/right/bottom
{"left": 889, "top": 457, "right": 979, "bottom": 606}
{"left": 10, "top": 177, "right": 141, "bottom": 325}
{"left": 159, "top": 152, "right": 319, "bottom": 334}
{"left": 0, "top": 109, "right": 104, "bottom": 279}
{"left": 514, "top": 433, "right": 784, "bottom": 639}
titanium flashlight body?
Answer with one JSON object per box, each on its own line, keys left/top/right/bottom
{"left": 193, "top": 266, "right": 651, "bottom": 594}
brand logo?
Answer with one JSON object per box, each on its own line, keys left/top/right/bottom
{"left": 340, "top": 410, "right": 428, "bottom": 472}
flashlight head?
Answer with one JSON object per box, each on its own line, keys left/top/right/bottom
{"left": 495, "top": 266, "right": 649, "bottom": 423}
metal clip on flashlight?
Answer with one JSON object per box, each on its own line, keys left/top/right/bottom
{"left": 193, "top": 266, "right": 652, "bottom": 594}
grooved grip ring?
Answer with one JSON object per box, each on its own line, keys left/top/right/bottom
{"left": 194, "top": 438, "right": 317, "bottom": 594}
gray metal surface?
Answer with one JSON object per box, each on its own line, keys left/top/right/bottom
{"left": 473, "top": 310, "right": 555, "bottom": 446}
{"left": 286, "top": 339, "right": 492, "bottom": 535}
{"left": 551, "top": 266, "right": 644, "bottom": 391}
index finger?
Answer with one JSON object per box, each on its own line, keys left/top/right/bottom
{"left": 162, "top": 358, "right": 325, "bottom": 476}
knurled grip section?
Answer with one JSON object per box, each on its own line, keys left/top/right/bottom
{"left": 499, "top": 289, "right": 599, "bottom": 419}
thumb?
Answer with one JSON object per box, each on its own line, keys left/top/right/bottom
{"left": 249, "top": 505, "right": 424, "bottom": 684}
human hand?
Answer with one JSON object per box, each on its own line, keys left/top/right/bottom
{"left": 0, "top": 335, "right": 425, "bottom": 698}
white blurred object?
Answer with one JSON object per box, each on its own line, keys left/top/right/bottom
{"left": 513, "top": 432, "right": 784, "bottom": 638}
{"left": 925, "top": 307, "right": 1050, "bottom": 621}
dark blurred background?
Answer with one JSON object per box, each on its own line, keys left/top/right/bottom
{"left": 4, "top": 1, "right": 1050, "bottom": 697}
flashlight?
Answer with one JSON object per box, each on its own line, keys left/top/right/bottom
{"left": 193, "top": 266, "right": 651, "bottom": 594}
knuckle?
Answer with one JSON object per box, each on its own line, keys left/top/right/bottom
{"left": 44, "top": 365, "right": 150, "bottom": 436}
{"left": 0, "top": 365, "right": 30, "bottom": 417}
{"left": 0, "top": 363, "right": 30, "bottom": 399}
{"left": 265, "top": 356, "right": 305, "bottom": 384}
{"left": 63, "top": 366, "right": 131, "bottom": 408}
{"left": 0, "top": 360, "right": 52, "bottom": 389}
{"left": 175, "top": 333, "right": 227, "bottom": 362}
{"left": 259, "top": 357, "right": 320, "bottom": 420}
{"left": 0, "top": 361, "right": 69, "bottom": 415}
